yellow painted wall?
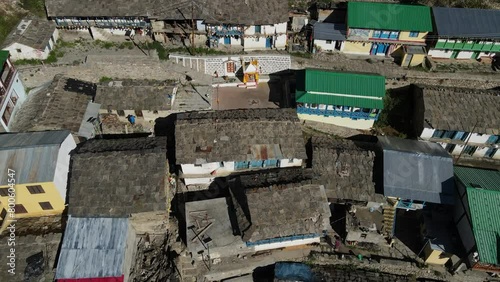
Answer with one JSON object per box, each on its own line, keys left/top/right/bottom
{"left": 0, "top": 182, "right": 65, "bottom": 219}
{"left": 423, "top": 243, "right": 452, "bottom": 265}
{"left": 399, "top": 31, "right": 428, "bottom": 43}
{"left": 343, "top": 41, "right": 372, "bottom": 54}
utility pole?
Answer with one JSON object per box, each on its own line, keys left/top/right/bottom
{"left": 191, "top": 1, "right": 195, "bottom": 53}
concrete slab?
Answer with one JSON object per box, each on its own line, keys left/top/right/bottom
{"left": 212, "top": 82, "right": 281, "bottom": 110}
{"left": 185, "top": 198, "right": 247, "bottom": 258}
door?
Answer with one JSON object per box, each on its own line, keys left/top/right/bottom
{"left": 224, "top": 36, "right": 231, "bottom": 45}
{"left": 451, "top": 50, "right": 459, "bottom": 59}
{"left": 265, "top": 37, "right": 272, "bottom": 48}
{"left": 402, "top": 54, "right": 413, "bottom": 67}
{"left": 370, "top": 44, "right": 378, "bottom": 55}
{"left": 377, "top": 44, "right": 387, "bottom": 55}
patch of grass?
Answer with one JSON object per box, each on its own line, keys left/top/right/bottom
{"left": 118, "top": 41, "right": 134, "bottom": 49}
{"left": 144, "top": 41, "right": 169, "bottom": 60}
{"left": 14, "top": 49, "right": 59, "bottom": 65}
{"left": 290, "top": 52, "right": 312, "bottom": 59}
{"left": 0, "top": 11, "right": 25, "bottom": 45}
{"left": 99, "top": 76, "right": 113, "bottom": 83}
{"left": 19, "top": 0, "right": 46, "bottom": 17}
{"left": 57, "top": 39, "right": 78, "bottom": 48}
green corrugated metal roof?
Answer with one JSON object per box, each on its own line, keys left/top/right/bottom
{"left": 295, "top": 69, "right": 385, "bottom": 109}
{"left": 0, "top": 51, "right": 10, "bottom": 74}
{"left": 296, "top": 91, "right": 384, "bottom": 109}
{"left": 455, "top": 166, "right": 500, "bottom": 192}
{"left": 466, "top": 188, "right": 500, "bottom": 265}
{"left": 347, "top": 2, "right": 433, "bottom": 32}
{"left": 455, "top": 166, "right": 500, "bottom": 265}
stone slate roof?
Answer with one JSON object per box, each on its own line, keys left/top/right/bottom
{"left": 174, "top": 109, "right": 307, "bottom": 164}
{"left": 45, "top": 0, "right": 288, "bottom": 25}
{"left": 230, "top": 183, "right": 330, "bottom": 243}
{"left": 95, "top": 79, "right": 174, "bottom": 112}
{"left": 10, "top": 75, "right": 96, "bottom": 135}
{"left": 2, "top": 17, "right": 56, "bottom": 50}
{"left": 415, "top": 84, "right": 500, "bottom": 135}
{"left": 68, "top": 137, "right": 167, "bottom": 217}
{"left": 311, "top": 137, "right": 384, "bottom": 203}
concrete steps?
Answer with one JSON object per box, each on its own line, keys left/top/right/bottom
{"left": 383, "top": 205, "right": 396, "bottom": 237}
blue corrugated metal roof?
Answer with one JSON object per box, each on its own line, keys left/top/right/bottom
{"left": 313, "top": 22, "right": 347, "bottom": 41}
{"left": 433, "top": 7, "right": 500, "bottom": 39}
{"left": 0, "top": 131, "right": 71, "bottom": 185}
{"left": 56, "top": 217, "right": 129, "bottom": 279}
{"left": 379, "top": 136, "right": 455, "bottom": 204}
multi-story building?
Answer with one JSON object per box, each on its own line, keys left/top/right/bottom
{"left": 172, "top": 109, "right": 307, "bottom": 187}
{"left": 412, "top": 84, "right": 500, "bottom": 164}
{"left": 428, "top": 7, "right": 500, "bottom": 60}
{"left": 454, "top": 166, "right": 500, "bottom": 273}
{"left": 0, "top": 131, "right": 76, "bottom": 233}
{"left": 0, "top": 50, "right": 26, "bottom": 132}
{"left": 295, "top": 69, "right": 385, "bottom": 129}
{"left": 343, "top": 2, "right": 432, "bottom": 67}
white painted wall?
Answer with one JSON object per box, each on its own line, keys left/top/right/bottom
{"left": 456, "top": 51, "right": 474, "bottom": 59}
{"left": 493, "top": 150, "right": 500, "bottom": 160}
{"left": 244, "top": 37, "right": 266, "bottom": 49}
{"left": 0, "top": 72, "right": 27, "bottom": 132}
{"left": 428, "top": 49, "right": 452, "bottom": 59}
{"left": 279, "top": 158, "right": 303, "bottom": 168}
{"left": 468, "top": 133, "right": 490, "bottom": 144}
{"left": 252, "top": 236, "right": 320, "bottom": 252}
{"left": 420, "top": 128, "right": 435, "bottom": 139}
{"left": 473, "top": 147, "right": 489, "bottom": 158}
{"left": 53, "top": 134, "right": 77, "bottom": 201}
{"left": 184, "top": 177, "right": 214, "bottom": 186}
{"left": 297, "top": 113, "right": 375, "bottom": 130}
{"left": 274, "top": 34, "right": 287, "bottom": 49}
{"left": 3, "top": 43, "right": 50, "bottom": 60}
{"left": 181, "top": 161, "right": 236, "bottom": 176}
{"left": 314, "top": 39, "right": 336, "bottom": 52}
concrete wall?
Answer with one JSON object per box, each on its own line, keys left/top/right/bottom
{"left": 0, "top": 72, "right": 27, "bottom": 132}
{"left": 53, "top": 134, "right": 77, "bottom": 201}
{"left": 123, "top": 223, "right": 137, "bottom": 282}
{"left": 420, "top": 128, "right": 435, "bottom": 139}
{"left": 253, "top": 236, "right": 320, "bottom": 252}
{"left": 468, "top": 133, "right": 490, "bottom": 144}
{"left": 404, "top": 53, "right": 425, "bottom": 66}
{"left": 297, "top": 113, "right": 375, "bottom": 130}
{"left": 314, "top": 39, "right": 336, "bottom": 52}
{"left": 100, "top": 109, "right": 170, "bottom": 123}
{"left": 456, "top": 51, "right": 474, "bottom": 59}
{"left": 428, "top": 49, "right": 452, "bottom": 59}
{"left": 279, "top": 158, "right": 303, "bottom": 168}
{"left": 398, "top": 31, "right": 427, "bottom": 43}
{"left": 342, "top": 41, "right": 371, "bottom": 55}
{"left": 423, "top": 243, "right": 452, "bottom": 265}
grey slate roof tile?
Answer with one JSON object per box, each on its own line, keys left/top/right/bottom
{"left": 174, "top": 109, "right": 307, "bottom": 164}
{"left": 1, "top": 17, "right": 56, "bottom": 50}
{"left": 415, "top": 84, "right": 500, "bottom": 134}
{"left": 45, "top": 0, "right": 288, "bottom": 25}
{"left": 95, "top": 79, "right": 174, "bottom": 111}
{"left": 68, "top": 137, "right": 167, "bottom": 217}
{"left": 311, "top": 137, "right": 384, "bottom": 203}
{"left": 232, "top": 183, "right": 331, "bottom": 243}
{"left": 10, "top": 75, "right": 96, "bottom": 135}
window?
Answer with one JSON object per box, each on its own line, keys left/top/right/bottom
{"left": 432, "top": 130, "right": 445, "bottom": 138}
{"left": 194, "top": 164, "right": 202, "bottom": 167}
{"left": 39, "top": 202, "right": 53, "bottom": 210}
{"left": 255, "top": 25, "right": 261, "bottom": 33}
{"left": 135, "top": 110, "right": 143, "bottom": 117}
{"left": 442, "top": 131, "right": 456, "bottom": 139}
{"left": 445, "top": 144, "right": 456, "bottom": 153}
{"left": 372, "top": 30, "right": 381, "bottom": 38}
{"left": 326, "top": 40, "right": 332, "bottom": 44}
{"left": 14, "top": 204, "right": 27, "bottom": 214}
{"left": 16, "top": 49, "right": 22, "bottom": 53}
{"left": 27, "top": 185, "right": 45, "bottom": 194}
{"left": 226, "top": 61, "right": 236, "bottom": 73}
{"left": 0, "top": 188, "right": 9, "bottom": 197}
{"left": 220, "top": 162, "right": 224, "bottom": 167}
{"left": 485, "top": 148, "right": 497, "bottom": 158}
{"left": 117, "top": 110, "right": 125, "bottom": 116}
{"left": 153, "top": 110, "right": 158, "bottom": 114}
{"left": 463, "top": 145, "right": 477, "bottom": 156}
{"left": 409, "top": 31, "right": 419, "bottom": 38}
{"left": 389, "top": 31, "right": 399, "bottom": 39}
{"left": 380, "top": 31, "right": 390, "bottom": 39}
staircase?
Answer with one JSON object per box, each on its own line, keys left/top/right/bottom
{"left": 178, "top": 254, "right": 198, "bottom": 281}
{"left": 383, "top": 205, "right": 396, "bottom": 237}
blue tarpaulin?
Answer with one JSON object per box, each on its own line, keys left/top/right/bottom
{"left": 275, "top": 262, "right": 313, "bottom": 282}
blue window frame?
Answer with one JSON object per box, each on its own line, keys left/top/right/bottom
{"left": 250, "top": 160, "right": 263, "bottom": 168}
{"left": 235, "top": 161, "right": 249, "bottom": 170}
{"left": 389, "top": 31, "right": 399, "bottom": 39}
{"left": 486, "top": 135, "right": 499, "bottom": 144}
{"left": 485, "top": 148, "right": 497, "bottom": 158}
{"left": 372, "top": 30, "right": 381, "bottom": 38}
{"left": 453, "top": 131, "right": 465, "bottom": 140}
{"left": 442, "top": 131, "right": 456, "bottom": 139}
{"left": 380, "top": 31, "right": 390, "bottom": 39}
{"left": 432, "top": 130, "right": 445, "bottom": 138}
{"left": 255, "top": 25, "right": 261, "bottom": 33}
{"left": 409, "top": 31, "right": 419, "bottom": 37}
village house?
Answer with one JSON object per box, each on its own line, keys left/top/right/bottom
{"left": 311, "top": 22, "right": 347, "bottom": 52}
{"left": 1, "top": 18, "right": 58, "bottom": 61}
{"left": 67, "top": 137, "right": 170, "bottom": 223}
{"left": 428, "top": 7, "right": 500, "bottom": 60}
{"left": 376, "top": 136, "right": 455, "bottom": 210}
{"left": 453, "top": 166, "right": 500, "bottom": 273}
{"left": 172, "top": 109, "right": 307, "bottom": 187}
{"left": 309, "top": 136, "right": 390, "bottom": 247}
{"left": 0, "top": 51, "right": 27, "bottom": 132}
{"left": 10, "top": 75, "right": 100, "bottom": 142}
{"left": 343, "top": 2, "right": 432, "bottom": 67}
{"left": 0, "top": 131, "right": 76, "bottom": 233}
{"left": 309, "top": 1, "right": 346, "bottom": 23}
{"left": 56, "top": 217, "right": 137, "bottom": 282}
{"left": 412, "top": 84, "right": 500, "bottom": 164}
{"left": 184, "top": 169, "right": 330, "bottom": 262}
{"left": 295, "top": 69, "right": 385, "bottom": 130}
{"left": 95, "top": 79, "right": 176, "bottom": 134}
